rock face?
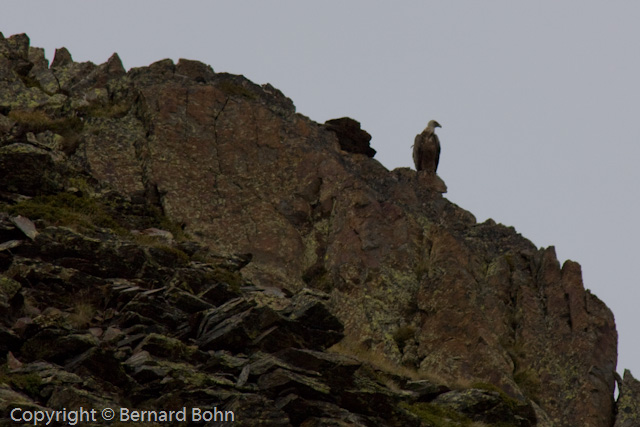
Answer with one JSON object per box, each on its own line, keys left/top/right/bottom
{"left": 614, "top": 370, "right": 640, "bottom": 427}
{"left": 0, "top": 31, "right": 625, "bottom": 426}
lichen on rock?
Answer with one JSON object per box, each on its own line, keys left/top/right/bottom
{"left": 0, "top": 31, "right": 625, "bottom": 426}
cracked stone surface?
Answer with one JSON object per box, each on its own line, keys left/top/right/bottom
{"left": 0, "top": 31, "right": 623, "bottom": 426}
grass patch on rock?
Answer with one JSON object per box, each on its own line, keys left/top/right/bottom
{"left": 400, "top": 401, "right": 474, "bottom": 427}
{"left": 83, "top": 102, "right": 132, "bottom": 119}
{"left": 68, "top": 302, "right": 97, "bottom": 329}
{"left": 8, "top": 109, "right": 83, "bottom": 135}
{"left": 329, "top": 335, "right": 445, "bottom": 384}
{"left": 0, "top": 366, "right": 42, "bottom": 398}
{"left": 6, "top": 192, "right": 124, "bottom": 233}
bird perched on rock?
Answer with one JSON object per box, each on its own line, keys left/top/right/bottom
{"left": 413, "top": 120, "right": 442, "bottom": 173}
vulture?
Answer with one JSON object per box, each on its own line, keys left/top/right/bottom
{"left": 413, "top": 120, "right": 442, "bottom": 173}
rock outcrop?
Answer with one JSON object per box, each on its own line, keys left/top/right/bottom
{"left": 614, "top": 370, "right": 640, "bottom": 427}
{"left": 0, "top": 31, "right": 626, "bottom": 426}
{"left": 324, "top": 117, "right": 376, "bottom": 158}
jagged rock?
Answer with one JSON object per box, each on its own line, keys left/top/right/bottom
{"left": 0, "top": 33, "right": 32, "bottom": 80}
{"left": 324, "top": 117, "right": 376, "bottom": 158}
{"left": 51, "top": 54, "right": 98, "bottom": 95}
{"left": 289, "top": 292, "right": 342, "bottom": 323}
{"left": 275, "top": 348, "right": 361, "bottom": 387}
{"left": 28, "top": 46, "right": 49, "bottom": 68}
{"left": 276, "top": 394, "right": 369, "bottom": 426}
{"left": 118, "top": 294, "right": 188, "bottom": 331}
{"left": 615, "top": 370, "right": 640, "bottom": 427}
{"left": 433, "top": 388, "right": 537, "bottom": 426}
{"left": 404, "top": 379, "right": 450, "bottom": 402}
{"left": 258, "top": 368, "right": 331, "bottom": 399}
{"left": 197, "top": 300, "right": 287, "bottom": 352}
{"left": 0, "top": 32, "right": 624, "bottom": 426}
{"left": 176, "top": 58, "right": 215, "bottom": 83}
{"left": 123, "top": 350, "right": 171, "bottom": 384}
{"left": 202, "top": 350, "right": 249, "bottom": 375}
{"left": 50, "top": 47, "right": 73, "bottom": 68}
{"left": 5, "top": 34, "right": 30, "bottom": 61}
{"left": 0, "top": 44, "right": 50, "bottom": 108}
{"left": 339, "top": 375, "right": 402, "bottom": 419}
{"left": 123, "top": 349, "right": 153, "bottom": 368}
{"left": 81, "top": 52, "right": 126, "bottom": 89}
{"left": 248, "top": 352, "right": 318, "bottom": 379}
{"left": 27, "top": 47, "right": 59, "bottom": 94}
{"left": 165, "top": 287, "right": 214, "bottom": 313}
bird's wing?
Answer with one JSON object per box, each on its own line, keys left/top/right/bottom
{"left": 413, "top": 134, "right": 424, "bottom": 171}
{"left": 433, "top": 133, "right": 441, "bottom": 172}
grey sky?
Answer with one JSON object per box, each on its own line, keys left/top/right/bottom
{"left": 3, "top": 1, "right": 639, "bottom": 378}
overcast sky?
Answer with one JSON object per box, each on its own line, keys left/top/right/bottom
{"left": 3, "top": 1, "right": 639, "bottom": 379}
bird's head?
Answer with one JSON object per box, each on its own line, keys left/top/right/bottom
{"left": 428, "top": 120, "right": 442, "bottom": 129}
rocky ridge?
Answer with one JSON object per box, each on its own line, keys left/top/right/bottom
{"left": 0, "top": 31, "right": 628, "bottom": 426}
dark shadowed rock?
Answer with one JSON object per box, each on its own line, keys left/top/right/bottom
{"left": 338, "top": 375, "right": 401, "bottom": 419}
{"left": 224, "top": 394, "right": 290, "bottom": 426}
{"left": 276, "top": 394, "right": 369, "bottom": 426}
{"left": 275, "top": 348, "right": 361, "bottom": 383}
{"left": 0, "top": 144, "right": 64, "bottom": 195}
{"left": 324, "top": 117, "right": 376, "bottom": 158}
{"left": 433, "top": 388, "right": 537, "bottom": 426}
{"left": 0, "top": 326, "right": 20, "bottom": 354}
{"left": 67, "top": 52, "right": 126, "bottom": 95}
{"left": 21, "top": 332, "right": 99, "bottom": 364}
{"left": 258, "top": 368, "right": 331, "bottom": 399}
{"left": 66, "top": 347, "right": 132, "bottom": 388}
{"left": 404, "top": 379, "right": 450, "bottom": 402}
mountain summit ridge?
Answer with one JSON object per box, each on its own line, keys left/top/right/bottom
{"left": 0, "top": 32, "right": 630, "bottom": 426}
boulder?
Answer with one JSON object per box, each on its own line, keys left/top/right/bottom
{"left": 324, "top": 117, "right": 376, "bottom": 158}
